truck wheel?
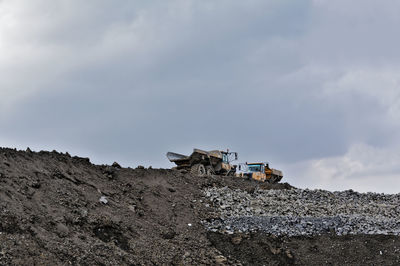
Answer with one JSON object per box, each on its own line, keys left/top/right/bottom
{"left": 206, "top": 166, "right": 214, "bottom": 176}
{"left": 191, "top": 164, "right": 206, "bottom": 177}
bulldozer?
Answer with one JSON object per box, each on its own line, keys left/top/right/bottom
{"left": 166, "top": 148, "right": 238, "bottom": 177}
{"left": 236, "top": 162, "right": 283, "bottom": 183}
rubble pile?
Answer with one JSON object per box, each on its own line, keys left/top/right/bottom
{"left": 203, "top": 187, "right": 400, "bottom": 236}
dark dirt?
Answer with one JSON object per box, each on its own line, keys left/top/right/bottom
{"left": 0, "top": 147, "right": 399, "bottom": 265}
{"left": 209, "top": 233, "right": 400, "bottom": 266}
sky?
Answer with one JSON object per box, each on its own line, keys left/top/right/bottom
{"left": 1, "top": 0, "right": 400, "bottom": 193}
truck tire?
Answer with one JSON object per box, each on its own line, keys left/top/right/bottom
{"left": 206, "top": 166, "right": 214, "bottom": 176}
{"left": 191, "top": 164, "right": 206, "bottom": 177}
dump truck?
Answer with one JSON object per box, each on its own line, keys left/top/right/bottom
{"left": 166, "top": 148, "right": 238, "bottom": 177}
{"left": 236, "top": 162, "right": 283, "bottom": 183}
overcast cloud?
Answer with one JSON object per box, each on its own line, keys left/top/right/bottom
{"left": 1, "top": 0, "right": 400, "bottom": 193}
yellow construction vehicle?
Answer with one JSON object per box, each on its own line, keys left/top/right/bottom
{"left": 236, "top": 162, "right": 283, "bottom": 183}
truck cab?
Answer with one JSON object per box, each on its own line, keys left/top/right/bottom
{"left": 236, "top": 162, "right": 283, "bottom": 183}
{"left": 247, "top": 163, "right": 268, "bottom": 182}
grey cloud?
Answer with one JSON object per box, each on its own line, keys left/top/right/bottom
{"left": 1, "top": 0, "right": 400, "bottom": 192}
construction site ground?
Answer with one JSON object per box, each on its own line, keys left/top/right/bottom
{"left": 0, "top": 148, "right": 399, "bottom": 265}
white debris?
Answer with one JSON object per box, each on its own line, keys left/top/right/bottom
{"left": 99, "top": 196, "right": 108, "bottom": 204}
{"left": 188, "top": 223, "right": 192, "bottom": 227}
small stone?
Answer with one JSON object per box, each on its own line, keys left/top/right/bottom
{"left": 231, "top": 235, "right": 242, "bottom": 245}
{"left": 31, "top": 180, "right": 41, "bottom": 189}
{"left": 56, "top": 223, "right": 69, "bottom": 238}
{"left": 215, "top": 255, "right": 227, "bottom": 265}
{"left": 80, "top": 209, "right": 88, "bottom": 218}
{"left": 270, "top": 247, "right": 281, "bottom": 255}
{"left": 161, "top": 230, "right": 176, "bottom": 240}
{"left": 112, "top": 162, "right": 121, "bottom": 168}
{"left": 285, "top": 250, "right": 294, "bottom": 259}
{"left": 99, "top": 196, "right": 108, "bottom": 204}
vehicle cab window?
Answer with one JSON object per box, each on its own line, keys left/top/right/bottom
{"left": 222, "top": 154, "right": 228, "bottom": 163}
{"left": 248, "top": 164, "right": 262, "bottom": 172}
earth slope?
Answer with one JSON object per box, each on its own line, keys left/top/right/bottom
{"left": 0, "top": 148, "right": 399, "bottom": 265}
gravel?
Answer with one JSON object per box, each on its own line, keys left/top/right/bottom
{"left": 203, "top": 186, "right": 400, "bottom": 236}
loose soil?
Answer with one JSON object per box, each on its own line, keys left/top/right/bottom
{"left": 0, "top": 147, "right": 399, "bottom": 265}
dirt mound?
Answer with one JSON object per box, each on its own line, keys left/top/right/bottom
{"left": 0, "top": 148, "right": 219, "bottom": 265}
{"left": 0, "top": 147, "right": 399, "bottom": 265}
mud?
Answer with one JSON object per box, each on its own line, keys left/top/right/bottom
{"left": 0, "top": 147, "right": 399, "bottom": 265}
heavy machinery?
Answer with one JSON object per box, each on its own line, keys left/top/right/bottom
{"left": 236, "top": 162, "right": 283, "bottom": 183}
{"left": 166, "top": 148, "right": 238, "bottom": 177}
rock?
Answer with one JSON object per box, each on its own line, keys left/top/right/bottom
{"left": 285, "top": 250, "right": 294, "bottom": 259}
{"left": 80, "top": 209, "right": 88, "bottom": 218}
{"left": 112, "top": 162, "right": 121, "bottom": 168}
{"left": 214, "top": 255, "right": 227, "bottom": 265}
{"left": 56, "top": 223, "right": 69, "bottom": 238}
{"left": 31, "top": 180, "right": 41, "bottom": 189}
{"left": 104, "top": 166, "right": 115, "bottom": 175}
{"left": 270, "top": 247, "right": 281, "bottom": 255}
{"left": 231, "top": 235, "right": 242, "bottom": 245}
{"left": 161, "top": 230, "right": 176, "bottom": 240}
{"left": 99, "top": 196, "right": 108, "bottom": 204}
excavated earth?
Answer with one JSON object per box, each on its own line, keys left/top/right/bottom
{"left": 0, "top": 147, "right": 400, "bottom": 265}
